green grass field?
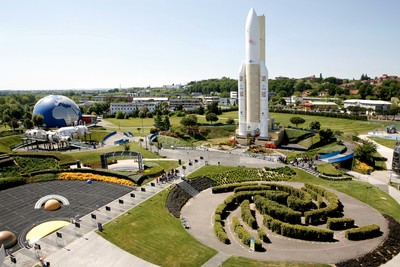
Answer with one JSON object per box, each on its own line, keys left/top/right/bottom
{"left": 221, "top": 111, "right": 392, "bottom": 135}
{"left": 99, "top": 165, "right": 400, "bottom": 266}
{"left": 98, "top": 188, "right": 217, "bottom": 267}
{"left": 316, "top": 164, "right": 342, "bottom": 176}
{"left": 223, "top": 257, "right": 329, "bottom": 267}
{"left": 369, "top": 137, "right": 398, "bottom": 149}
{"left": 0, "top": 135, "right": 22, "bottom": 152}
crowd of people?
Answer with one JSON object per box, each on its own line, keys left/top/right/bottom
{"left": 156, "top": 169, "right": 179, "bottom": 183}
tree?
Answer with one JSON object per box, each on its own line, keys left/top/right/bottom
{"left": 197, "top": 105, "right": 205, "bottom": 115}
{"left": 290, "top": 116, "right": 305, "bottom": 127}
{"left": 355, "top": 140, "right": 377, "bottom": 166}
{"left": 115, "top": 110, "right": 124, "bottom": 119}
{"left": 319, "top": 128, "right": 334, "bottom": 143}
{"left": 309, "top": 121, "right": 321, "bottom": 131}
{"left": 23, "top": 118, "right": 34, "bottom": 129}
{"left": 226, "top": 117, "right": 235, "bottom": 125}
{"left": 207, "top": 101, "right": 221, "bottom": 115}
{"left": 180, "top": 114, "right": 198, "bottom": 127}
{"left": 389, "top": 104, "right": 400, "bottom": 120}
{"left": 205, "top": 113, "right": 219, "bottom": 124}
{"left": 162, "top": 116, "right": 171, "bottom": 131}
{"left": 123, "top": 143, "right": 130, "bottom": 151}
{"left": 32, "top": 114, "right": 44, "bottom": 127}
{"left": 154, "top": 114, "right": 163, "bottom": 129}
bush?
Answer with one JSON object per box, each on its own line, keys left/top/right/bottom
{"left": 212, "top": 182, "right": 260, "bottom": 193}
{"left": 262, "top": 214, "right": 334, "bottom": 242}
{"left": 232, "top": 217, "right": 263, "bottom": 251}
{"left": 287, "top": 195, "right": 314, "bottom": 213}
{"left": 254, "top": 195, "right": 302, "bottom": 224}
{"left": 214, "top": 220, "right": 230, "bottom": 244}
{"left": 240, "top": 200, "right": 257, "bottom": 229}
{"left": 327, "top": 218, "right": 355, "bottom": 230}
{"left": 303, "top": 183, "right": 342, "bottom": 224}
{"left": 234, "top": 185, "right": 271, "bottom": 193}
{"left": 257, "top": 228, "right": 268, "bottom": 242}
{"left": 0, "top": 176, "right": 27, "bottom": 190}
{"left": 318, "top": 174, "right": 352, "bottom": 181}
{"left": 345, "top": 224, "right": 381, "bottom": 240}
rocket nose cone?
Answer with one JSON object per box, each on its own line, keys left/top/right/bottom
{"left": 246, "top": 8, "right": 259, "bottom": 30}
{"left": 247, "top": 8, "right": 258, "bottom": 21}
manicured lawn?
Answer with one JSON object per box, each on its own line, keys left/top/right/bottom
{"left": 187, "top": 165, "right": 239, "bottom": 178}
{"left": 157, "top": 135, "right": 192, "bottom": 148}
{"left": 316, "top": 164, "right": 342, "bottom": 176}
{"left": 98, "top": 188, "right": 217, "bottom": 267}
{"left": 271, "top": 113, "right": 391, "bottom": 135}
{"left": 220, "top": 111, "right": 392, "bottom": 135}
{"left": 369, "top": 137, "right": 398, "bottom": 149}
{"left": 223, "top": 257, "right": 329, "bottom": 267}
{"left": 0, "top": 135, "right": 22, "bottom": 152}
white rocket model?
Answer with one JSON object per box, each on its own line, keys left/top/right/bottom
{"left": 238, "top": 8, "right": 269, "bottom": 139}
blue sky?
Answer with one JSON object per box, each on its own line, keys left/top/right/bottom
{"left": 1, "top": 0, "right": 399, "bottom": 90}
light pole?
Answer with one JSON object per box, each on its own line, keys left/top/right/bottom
{"left": 141, "top": 117, "right": 148, "bottom": 150}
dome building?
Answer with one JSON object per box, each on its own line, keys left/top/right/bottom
{"left": 32, "top": 95, "right": 82, "bottom": 128}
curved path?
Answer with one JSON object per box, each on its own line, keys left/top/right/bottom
{"left": 181, "top": 184, "right": 388, "bottom": 264}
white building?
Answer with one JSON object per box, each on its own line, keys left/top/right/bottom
{"left": 168, "top": 98, "right": 202, "bottom": 111}
{"left": 343, "top": 99, "right": 392, "bottom": 114}
{"left": 110, "top": 102, "right": 159, "bottom": 115}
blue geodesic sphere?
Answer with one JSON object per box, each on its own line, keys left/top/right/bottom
{"left": 32, "top": 95, "right": 82, "bottom": 128}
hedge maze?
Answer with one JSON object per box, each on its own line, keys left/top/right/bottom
{"left": 212, "top": 181, "right": 382, "bottom": 249}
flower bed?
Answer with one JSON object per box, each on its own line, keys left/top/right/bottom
{"left": 59, "top": 172, "right": 135, "bottom": 186}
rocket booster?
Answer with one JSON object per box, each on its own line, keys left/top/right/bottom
{"left": 238, "top": 8, "right": 269, "bottom": 138}
{"left": 238, "top": 62, "right": 246, "bottom": 136}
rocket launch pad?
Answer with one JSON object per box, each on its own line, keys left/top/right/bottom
{"left": 238, "top": 8, "right": 269, "bottom": 139}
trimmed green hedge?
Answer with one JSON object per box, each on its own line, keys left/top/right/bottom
{"left": 232, "top": 217, "right": 263, "bottom": 251}
{"left": 240, "top": 200, "right": 257, "bottom": 229}
{"left": 0, "top": 176, "right": 27, "bottom": 190}
{"left": 263, "top": 214, "right": 334, "bottom": 242}
{"left": 287, "top": 195, "right": 315, "bottom": 213}
{"left": 254, "top": 195, "right": 302, "bottom": 224}
{"left": 319, "top": 174, "right": 352, "bottom": 181}
{"left": 212, "top": 182, "right": 260, "bottom": 193}
{"left": 234, "top": 185, "right": 271, "bottom": 193}
{"left": 303, "top": 183, "right": 342, "bottom": 224}
{"left": 345, "top": 224, "right": 381, "bottom": 240}
{"left": 257, "top": 228, "right": 268, "bottom": 242}
{"left": 327, "top": 218, "right": 355, "bottom": 230}
{"left": 214, "top": 220, "right": 230, "bottom": 244}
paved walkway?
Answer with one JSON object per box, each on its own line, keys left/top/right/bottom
{"left": 181, "top": 185, "right": 388, "bottom": 264}
{"left": 3, "top": 138, "right": 400, "bottom": 266}
{"left": 1, "top": 157, "right": 206, "bottom": 267}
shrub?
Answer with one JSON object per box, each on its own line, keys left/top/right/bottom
{"left": 240, "top": 200, "right": 257, "bottom": 229}
{"left": 303, "top": 183, "right": 342, "bottom": 224}
{"left": 287, "top": 195, "right": 314, "bottom": 213}
{"left": 327, "top": 218, "right": 355, "bottom": 230}
{"left": 214, "top": 220, "right": 230, "bottom": 244}
{"left": 212, "top": 182, "right": 260, "bottom": 193}
{"left": 232, "top": 217, "right": 263, "bottom": 251}
{"left": 59, "top": 172, "right": 135, "bottom": 186}
{"left": 345, "top": 224, "right": 381, "bottom": 240}
{"left": 257, "top": 228, "right": 268, "bottom": 242}
{"left": 254, "top": 195, "right": 302, "bottom": 224}
{"left": 0, "top": 176, "right": 27, "bottom": 190}
{"left": 262, "top": 214, "right": 334, "bottom": 242}
{"left": 234, "top": 185, "right": 271, "bottom": 193}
